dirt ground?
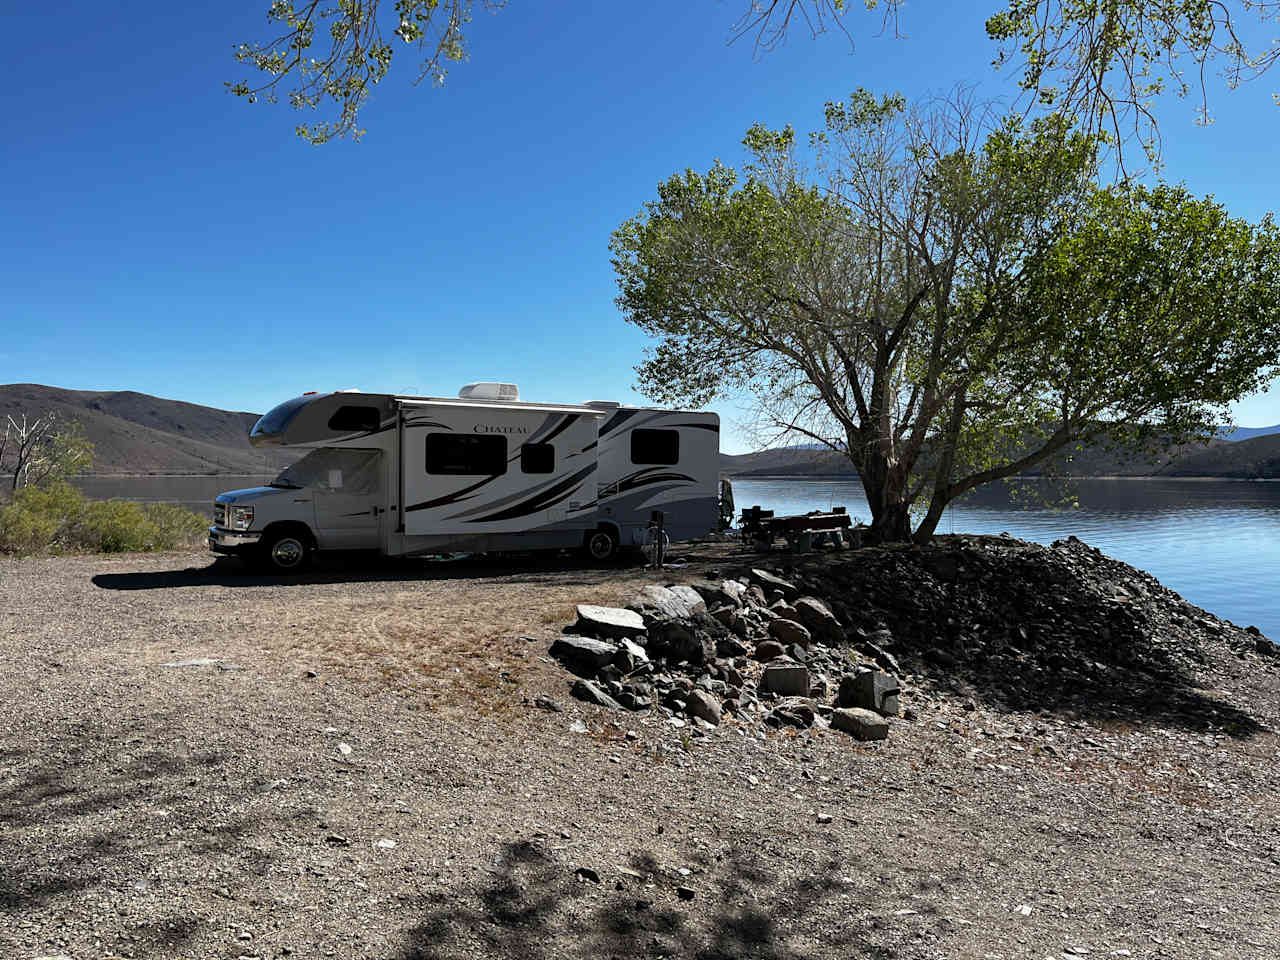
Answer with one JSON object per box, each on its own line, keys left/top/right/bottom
{"left": 1, "top": 543, "right": 1278, "bottom": 960}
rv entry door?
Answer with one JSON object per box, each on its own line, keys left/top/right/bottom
{"left": 310, "top": 448, "right": 384, "bottom": 550}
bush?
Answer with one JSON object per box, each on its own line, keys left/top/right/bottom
{"left": 0, "top": 483, "right": 207, "bottom": 556}
{"left": 0, "top": 481, "right": 85, "bottom": 554}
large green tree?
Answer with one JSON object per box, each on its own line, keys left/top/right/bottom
{"left": 609, "top": 92, "right": 1280, "bottom": 543}
{"left": 232, "top": 2, "right": 1278, "bottom": 146}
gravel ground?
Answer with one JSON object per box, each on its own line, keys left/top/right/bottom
{"left": 1, "top": 545, "right": 1278, "bottom": 960}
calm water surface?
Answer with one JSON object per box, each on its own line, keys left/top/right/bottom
{"left": 75, "top": 474, "right": 1280, "bottom": 640}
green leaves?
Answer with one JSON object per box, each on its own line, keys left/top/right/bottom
{"left": 613, "top": 92, "right": 1280, "bottom": 542}
{"left": 229, "top": 0, "right": 506, "bottom": 144}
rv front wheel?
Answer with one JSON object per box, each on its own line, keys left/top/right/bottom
{"left": 585, "top": 527, "right": 619, "bottom": 563}
{"left": 259, "top": 529, "right": 312, "bottom": 574}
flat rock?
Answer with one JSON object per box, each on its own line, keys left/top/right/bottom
{"left": 749, "top": 569, "right": 799, "bottom": 601}
{"left": 831, "top": 707, "right": 890, "bottom": 741}
{"left": 550, "top": 635, "right": 618, "bottom": 669}
{"left": 571, "top": 679, "right": 625, "bottom": 710}
{"left": 574, "top": 604, "right": 646, "bottom": 640}
{"left": 769, "top": 618, "right": 812, "bottom": 648}
{"left": 628, "top": 585, "right": 702, "bottom": 623}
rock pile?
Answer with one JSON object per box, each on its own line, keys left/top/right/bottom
{"left": 549, "top": 534, "right": 1278, "bottom": 737}
{"left": 552, "top": 570, "right": 903, "bottom": 740}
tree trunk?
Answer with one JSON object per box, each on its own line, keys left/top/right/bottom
{"left": 856, "top": 448, "right": 915, "bottom": 544}
{"left": 866, "top": 500, "right": 913, "bottom": 543}
{"left": 912, "top": 490, "right": 951, "bottom": 544}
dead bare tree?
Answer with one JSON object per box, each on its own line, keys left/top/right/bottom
{"left": 1, "top": 413, "right": 94, "bottom": 492}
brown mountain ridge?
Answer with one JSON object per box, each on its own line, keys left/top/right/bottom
{"left": 4, "top": 383, "right": 1279, "bottom": 478}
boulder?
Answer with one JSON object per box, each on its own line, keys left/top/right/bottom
{"left": 550, "top": 635, "right": 619, "bottom": 670}
{"left": 571, "top": 679, "right": 625, "bottom": 710}
{"left": 794, "top": 597, "right": 842, "bottom": 643}
{"left": 769, "top": 618, "right": 812, "bottom": 648}
{"left": 766, "top": 699, "right": 816, "bottom": 728}
{"left": 667, "top": 585, "right": 707, "bottom": 616}
{"left": 628, "top": 585, "right": 701, "bottom": 623}
{"left": 770, "top": 601, "right": 800, "bottom": 620}
{"left": 685, "top": 689, "right": 722, "bottom": 726}
{"left": 573, "top": 604, "right": 646, "bottom": 640}
{"left": 838, "top": 670, "right": 901, "bottom": 717}
{"left": 654, "top": 621, "right": 715, "bottom": 665}
{"left": 759, "top": 658, "right": 810, "bottom": 697}
{"left": 754, "top": 639, "right": 787, "bottom": 662}
{"left": 749, "top": 569, "right": 799, "bottom": 601}
{"left": 831, "top": 707, "right": 889, "bottom": 741}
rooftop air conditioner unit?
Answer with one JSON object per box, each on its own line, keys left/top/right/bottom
{"left": 458, "top": 382, "right": 520, "bottom": 401}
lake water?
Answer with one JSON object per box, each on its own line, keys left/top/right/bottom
{"left": 74, "top": 474, "right": 1280, "bottom": 640}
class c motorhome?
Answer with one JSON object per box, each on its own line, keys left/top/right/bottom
{"left": 209, "top": 383, "right": 720, "bottom": 572}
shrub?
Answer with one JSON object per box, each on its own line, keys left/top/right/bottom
{"left": 0, "top": 481, "right": 85, "bottom": 554}
{"left": 0, "top": 483, "right": 207, "bottom": 556}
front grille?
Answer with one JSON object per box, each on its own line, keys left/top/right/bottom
{"left": 213, "top": 503, "right": 227, "bottom": 527}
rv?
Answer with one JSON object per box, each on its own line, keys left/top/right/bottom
{"left": 209, "top": 383, "right": 720, "bottom": 572}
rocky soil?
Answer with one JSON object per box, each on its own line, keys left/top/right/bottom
{"left": 1, "top": 536, "right": 1279, "bottom": 960}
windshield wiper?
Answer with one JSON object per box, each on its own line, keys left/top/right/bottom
{"left": 267, "top": 479, "right": 302, "bottom": 489}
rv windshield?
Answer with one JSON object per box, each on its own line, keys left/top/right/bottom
{"left": 271, "top": 448, "right": 380, "bottom": 493}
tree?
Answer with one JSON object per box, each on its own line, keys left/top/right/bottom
{"left": 232, "top": 2, "right": 1278, "bottom": 151}
{"left": 609, "top": 92, "right": 1280, "bottom": 543}
{"left": 0, "top": 412, "right": 94, "bottom": 493}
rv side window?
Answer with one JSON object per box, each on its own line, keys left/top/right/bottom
{"left": 328, "top": 405, "right": 381, "bottom": 432}
{"left": 425, "top": 434, "right": 507, "bottom": 475}
{"left": 521, "top": 443, "right": 555, "bottom": 474}
{"left": 630, "top": 429, "right": 679, "bottom": 465}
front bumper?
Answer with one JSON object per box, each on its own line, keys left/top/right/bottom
{"left": 208, "top": 526, "right": 263, "bottom": 553}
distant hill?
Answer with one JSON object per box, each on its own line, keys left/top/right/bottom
{"left": 6, "top": 383, "right": 1280, "bottom": 479}
{"left": 0, "top": 383, "right": 275, "bottom": 475}
{"left": 1219, "top": 424, "right": 1280, "bottom": 442}
{"left": 721, "top": 430, "right": 1280, "bottom": 480}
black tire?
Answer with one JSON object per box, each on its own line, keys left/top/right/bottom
{"left": 257, "top": 528, "right": 313, "bottom": 574}
{"left": 584, "top": 527, "right": 619, "bottom": 563}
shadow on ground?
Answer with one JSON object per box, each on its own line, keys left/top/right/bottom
{"left": 0, "top": 714, "right": 305, "bottom": 956}
{"left": 398, "top": 840, "right": 898, "bottom": 960}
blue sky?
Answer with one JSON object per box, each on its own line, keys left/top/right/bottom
{"left": 2, "top": 1, "right": 1278, "bottom": 454}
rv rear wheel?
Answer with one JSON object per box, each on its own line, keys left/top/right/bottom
{"left": 258, "top": 529, "right": 313, "bottom": 574}
{"left": 584, "top": 527, "right": 619, "bottom": 563}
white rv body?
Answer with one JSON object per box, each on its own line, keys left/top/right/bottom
{"left": 208, "top": 387, "right": 719, "bottom": 570}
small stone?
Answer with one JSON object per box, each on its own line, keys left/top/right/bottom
{"left": 376, "top": 839, "right": 397, "bottom": 849}
{"left": 686, "top": 689, "right": 722, "bottom": 726}
{"left": 324, "top": 834, "right": 350, "bottom": 846}
{"left": 676, "top": 886, "right": 696, "bottom": 901}
{"left": 568, "top": 719, "right": 590, "bottom": 734}
{"left": 534, "top": 695, "right": 562, "bottom": 712}
{"left": 337, "top": 742, "right": 353, "bottom": 757}
{"left": 572, "top": 679, "right": 624, "bottom": 710}
{"left": 817, "top": 812, "right": 833, "bottom": 825}
{"left": 574, "top": 867, "right": 601, "bottom": 884}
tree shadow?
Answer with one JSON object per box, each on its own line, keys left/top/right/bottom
{"left": 0, "top": 716, "right": 301, "bottom": 956}
{"left": 782, "top": 536, "right": 1270, "bottom": 738}
{"left": 397, "top": 839, "right": 896, "bottom": 960}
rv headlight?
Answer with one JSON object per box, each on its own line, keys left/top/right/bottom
{"left": 230, "top": 506, "right": 254, "bottom": 531}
